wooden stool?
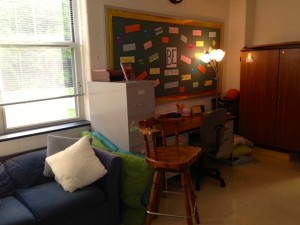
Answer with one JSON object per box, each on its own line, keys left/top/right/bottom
{"left": 139, "top": 117, "right": 201, "bottom": 225}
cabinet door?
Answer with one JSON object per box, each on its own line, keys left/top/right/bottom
{"left": 275, "top": 48, "right": 300, "bottom": 151}
{"left": 239, "top": 50, "right": 279, "bottom": 146}
{"left": 127, "top": 84, "right": 155, "bottom": 117}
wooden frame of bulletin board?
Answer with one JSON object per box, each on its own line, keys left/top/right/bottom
{"left": 106, "top": 8, "right": 224, "bottom": 103}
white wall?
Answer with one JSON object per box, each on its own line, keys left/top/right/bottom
{"left": 0, "top": 126, "right": 90, "bottom": 157}
{"left": 3, "top": 0, "right": 300, "bottom": 156}
{"left": 252, "top": 0, "right": 300, "bottom": 45}
{"left": 225, "top": 0, "right": 247, "bottom": 92}
{"left": 80, "top": 0, "right": 231, "bottom": 118}
{"left": 0, "top": 0, "right": 231, "bottom": 157}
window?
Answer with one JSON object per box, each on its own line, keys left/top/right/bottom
{"left": 0, "top": 0, "right": 83, "bottom": 134}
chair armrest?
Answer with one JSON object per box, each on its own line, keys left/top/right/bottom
{"left": 93, "top": 147, "right": 122, "bottom": 225}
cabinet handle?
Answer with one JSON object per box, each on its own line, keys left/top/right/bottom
{"left": 136, "top": 103, "right": 143, "bottom": 107}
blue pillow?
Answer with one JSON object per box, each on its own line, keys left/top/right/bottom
{"left": 0, "top": 162, "right": 15, "bottom": 198}
{"left": 91, "top": 131, "right": 119, "bottom": 152}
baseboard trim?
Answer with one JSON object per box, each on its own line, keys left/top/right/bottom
{"left": 252, "top": 147, "right": 295, "bottom": 161}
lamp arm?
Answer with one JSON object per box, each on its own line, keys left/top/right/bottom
{"left": 210, "top": 60, "right": 219, "bottom": 109}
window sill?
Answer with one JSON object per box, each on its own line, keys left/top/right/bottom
{"left": 0, "top": 120, "right": 91, "bottom": 142}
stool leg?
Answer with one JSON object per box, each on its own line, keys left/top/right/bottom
{"left": 146, "top": 171, "right": 162, "bottom": 225}
{"left": 187, "top": 169, "right": 200, "bottom": 224}
{"left": 181, "top": 171, "right": 193, "bottom": 225}
{"left": 154, "top": 172, "right": 164, "bottom": 217}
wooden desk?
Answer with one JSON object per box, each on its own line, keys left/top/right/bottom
{"left": 162, "top": 115, "right": 235, "bottom": 136}
{"left": 161, "top": 116, "right": 204, "bottom": 137}
{"left": 161, "top": 115, "right": 235, "bottom": 158}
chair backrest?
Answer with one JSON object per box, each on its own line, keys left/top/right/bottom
{"left": 139, "top": 117, "right": 183, "bottom": 160}
{"left": 200, "top": 108, "right": 227, "bottom": 153}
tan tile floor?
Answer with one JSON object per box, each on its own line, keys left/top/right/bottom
{"left": 149, "top": 150, "right": 300, "bottom": 225}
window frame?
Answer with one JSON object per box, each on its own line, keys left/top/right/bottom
{"left": 0, "top": 0, "right": 84, "bottom": 135}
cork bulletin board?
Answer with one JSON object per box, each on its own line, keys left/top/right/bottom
{"left": 106, "top": 8, "right": 224, "bottom": 102}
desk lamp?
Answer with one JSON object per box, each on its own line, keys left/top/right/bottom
{"left": 199, "top": 49, "right": 226, "bottom": 109}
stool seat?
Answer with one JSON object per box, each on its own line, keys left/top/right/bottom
{"left": 146, "top": 146, "right": 200, "bottom": 171}
{"left": 139, "top": 117, "right": 202, "bottom": 225}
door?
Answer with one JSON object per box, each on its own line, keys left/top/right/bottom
{"left": 275, "top": 48, "right": 300, "bottom": 151}
{"left": 239, "top": 50, "right": 279, "bottom": 146}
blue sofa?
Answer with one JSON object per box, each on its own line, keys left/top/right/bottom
{"left": 0, "top": 147, "right": 122, "bottom": 225}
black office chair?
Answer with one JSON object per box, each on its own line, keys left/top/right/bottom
{"left": 189, "top": 108, "right": 227, "bottom": 191}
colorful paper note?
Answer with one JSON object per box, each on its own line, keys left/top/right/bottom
{"left": 181, "top": 34, "right": 187, "bottom": 43}
{"left": 144, "top": 40, "right": 153, "bottom": 50}
{"left": 181, "top": 74, "right": 191, "bottom": 81}
{"left": 123, "top": 43, "right": 136, "bottom": 52}
{"left": 169, "top": 27, "right": 179, "bottom": 34}
{"left": 150, "top": 68, "right": 160, "bottom": 75}
{"left": 136, "top": 70, "right": 148, "bottom": 80}
{"left": 162, "top": 37, "right": 169, "bottom": 44}
{"left": 196, "top": 41, "right": 204, "bottom": 47}
{"left": 198, "top": 64, "right": 206, "bottom": 74}
{"left": 204, "top": 80, "right": 213, "bottom": 86}
{"left": 155, "top": 27, "right": 163, "bottom": 35}
{"left": 181, "top": 55, "right": 192, "bottom": 65}
{"left": 209, "top": 32, "right": 216, "bottom": 37}
{"left": 153, "top": 79, "right": 160, "bottom": 87}
{"left": 120, "top": 56, "right": 135, "bottom": 63}
{"left": 193, "top": 82, "right": 199, "bottom": 88}
{"left": 148, "top": 52, "right": 159, "bottom": 63}
{"left": 125, "top": 24, "right": 141, "bottom": 33}
{"left": 164, "top": 81, "right": 179, "bottom": 89}
{"left": 164, "top": 69, "right": 179, "bottom": 76}
{"left": 179, "top": 86, "right": 185, "bottom": 93}
{"left": 193, "top": 30, "right": 202, "bottom": 36}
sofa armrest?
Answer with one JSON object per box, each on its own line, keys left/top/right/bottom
{"left": 93, "top": 147, "right": 122, "bottom": 225}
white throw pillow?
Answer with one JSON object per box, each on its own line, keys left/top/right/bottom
{"left": 43, "top": 135, "right": 81, "bottom": 177}
{"left": 46, "top": 136, "right": 107, "bottom": 192}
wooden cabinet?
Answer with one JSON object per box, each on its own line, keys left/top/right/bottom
{"left": 88, "top": 81, "right": 155, "bottom": 154}
{"left": 240, "top": 45, "right": 300, "bottom": 152}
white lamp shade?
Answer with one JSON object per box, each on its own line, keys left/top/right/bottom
{"left": 199, "top": 52, "right": 211, "bottom": 63}
{"left": 199, "top": 49, "right": 225, "bottom": 63}
{"left": 214, "top": 49, "right": 226, "bottom": 62}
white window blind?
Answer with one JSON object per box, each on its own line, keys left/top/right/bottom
{"left": 0, "top": 0, "right": 83, "bottom": 132}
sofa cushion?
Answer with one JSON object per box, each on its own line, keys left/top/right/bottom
{"left": 5, "top": 150, "right": 47, "bottom": 188}
{"left": 0, "top": 162, "right": 15, "bottom": 198}
{"left": 15, "top": 181, "right": 105, "bottom": 224}
{"left": 0, "top": 196, "right": 36, "bottom": 225}
{"left": 46, "top": 136, "right": 107, "bottom": 192}
{"left": 43, "top": 135, "right": 80, "bottom": 177}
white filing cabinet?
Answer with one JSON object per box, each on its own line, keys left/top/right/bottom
{"left": 88, "top": 80, "right": 155, "bottom": 153}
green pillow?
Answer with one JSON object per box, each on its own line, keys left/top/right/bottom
{"left": 81, "top": 131, "right": 110, "bottom": 151}
{"left": 81, "top": 131, "right": 154, "bottom": 225}
{"left": 113, "top": 152, "right": 154, "bottom": 225}
{"left": 113, "top": 152, "right": 154, "bottom": 207}
{"left": 232, "top": 145, "right": 253, "bottom": 157}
